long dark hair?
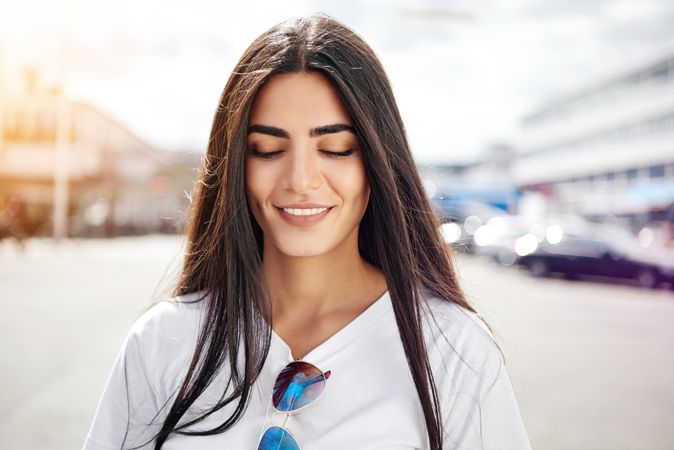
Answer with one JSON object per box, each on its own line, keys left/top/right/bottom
{"left": 150, "top": 14, "right": 475, "bottom": 450}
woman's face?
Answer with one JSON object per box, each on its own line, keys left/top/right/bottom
{"left": 245, "top": 71, "right": 370, "bottom": 258}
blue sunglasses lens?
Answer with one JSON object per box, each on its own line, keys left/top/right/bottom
{"left": 258, "top": 426, "right": 300, "bottom": 450}
{"left": 273, "top": 361, "right": 329, "bottom": 412}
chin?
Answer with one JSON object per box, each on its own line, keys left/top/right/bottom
{"left": 273, "top": 240, "right": 337, "bottom": 258}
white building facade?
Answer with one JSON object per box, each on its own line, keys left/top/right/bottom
{"left": 0, "top": 88, "right": 188, "bottom": 238}
{"left": 513, "top": 52, "right": 674, "bottom": 234}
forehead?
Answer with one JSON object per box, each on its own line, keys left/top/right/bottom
{"left": 248, "top": 72, "right": 353, "bottom": 129}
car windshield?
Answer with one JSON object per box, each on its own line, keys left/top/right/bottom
{"left": 544, "top": 239, "right": 609, "bottom": 258}
{"left": 595, "top": 225, "right": 641, "bottom": 256}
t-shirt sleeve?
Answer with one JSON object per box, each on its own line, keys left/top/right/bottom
{"left": 83, "top": 314, "right": 166, "bottom": 450}
{"left": 476, "top": 360, "right": 532, "bottom": 450}
{"left": 441, "top": 348, "right": 532, "bottom": 450}
{"left": 424, "top": 301, "right": 532, "bottom": 450}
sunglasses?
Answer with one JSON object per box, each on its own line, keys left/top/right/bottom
{"left": 257, "top": 360, "right": 332, "bottom": 450}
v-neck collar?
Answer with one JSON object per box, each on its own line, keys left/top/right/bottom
{"left": 270, "top": 290, "right": 392, "bottom": 363}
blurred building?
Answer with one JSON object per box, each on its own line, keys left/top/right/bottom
{"left": 0, "top": 73, "right": 200, "bottom": 239}
{"left": 513, "top": 52, "right": 674, "bottom": 237}
{"left": 420, "top": 143, "right": 520, "bottom": 218}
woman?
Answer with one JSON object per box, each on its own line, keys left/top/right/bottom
{"left": 83, "top": 14, "right": 531, "bottom": 450}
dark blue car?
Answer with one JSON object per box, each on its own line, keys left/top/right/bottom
{"left": 516, "top": 236, "right": 674, "bottom": 290}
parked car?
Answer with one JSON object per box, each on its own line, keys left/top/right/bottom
{"left": 472, "top": 213, "right": 593, "bottom": 266}
{"left": 472, "top": 214, "right": 531, "bottom": 265}
{"left": 516, "top": 236, "right": 674, "bottom": 289}
{"left": 434, "top": 200, "right": 507, "bottom": 253}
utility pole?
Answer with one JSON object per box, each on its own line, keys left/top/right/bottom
{"left": 53, "top": 1, "right": 71, "bottom": 240}
{"left": 53, "top": 88, "right": 71, "bottom": 240}
{"left": 0, "top": 44, "right": 5, "bottom": 155}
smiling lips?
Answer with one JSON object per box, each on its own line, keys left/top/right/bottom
{"left": 275, "top": 205, "right": 334, "bottom": 227}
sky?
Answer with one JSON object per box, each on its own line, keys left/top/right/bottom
{"left": 1, "top": 0, "right": 673, "bottom": 164}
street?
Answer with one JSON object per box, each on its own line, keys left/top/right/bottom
{"left": 1, "top": 235, "right": 673, "bottom": 450}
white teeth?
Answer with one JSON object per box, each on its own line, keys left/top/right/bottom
{"left": 282, "top": 207, "right": 328, "bottom": 216}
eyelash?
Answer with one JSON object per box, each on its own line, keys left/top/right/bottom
{"left": 249, "top": 149, "right": 355, "bottom": 159}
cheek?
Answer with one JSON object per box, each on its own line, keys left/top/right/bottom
{"left": 332, "top": 161, "right": 370, "bottom": 206}
{"left": 246, "top": 161, "right": 268, "bottom": 196}
{"left": 245, "top": 161, "right": 269, "bottom": 215}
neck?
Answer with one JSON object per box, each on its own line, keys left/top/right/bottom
{"left": 261, "top": 236, "right": 386, "bottom": 321}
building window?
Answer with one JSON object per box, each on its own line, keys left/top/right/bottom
{"left": 649, "top": 164, "right": 665, "bottom": 179}
{"left": 649, "top": 64, "right": 670, "bottom": 84}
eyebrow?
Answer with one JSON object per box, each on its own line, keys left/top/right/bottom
{"left": 247, "top": 123, "right": 355, "bottom": 138}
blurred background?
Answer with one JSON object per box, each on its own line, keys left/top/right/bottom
{"left": 1, "top": 1, "right": 673, "bottom": 449}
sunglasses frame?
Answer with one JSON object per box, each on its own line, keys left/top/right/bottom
{"left": 257, "top": 360, "right": 331, "bottom": 450}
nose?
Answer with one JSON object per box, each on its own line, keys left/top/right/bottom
{"left": 283, "top": 143, "right": 322, "bottom": 194}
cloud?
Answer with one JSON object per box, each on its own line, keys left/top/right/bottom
{"left": 2, "top": 0, "right": 671, "bottom": 163}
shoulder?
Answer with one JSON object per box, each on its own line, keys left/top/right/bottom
{"left": 127, "top": 289, "right": 209, "bottom": 343}
{"left": 419, "top": 290, "right": 504, "bottom": 395}
{"left": 117, "top": 290, "right": 210, "bottom": 399}
{"left": 121, "top": 290, "right": 209, "bottom": 374}
{"left": 419, "top": 292, "right": 532, "bottom": 449}
{"left": 420, "top": 290, "right": 497, "bottom": 352}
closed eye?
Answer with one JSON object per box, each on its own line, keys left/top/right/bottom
{"left": 321, "top": 149, "right": 354, "bottom": 158}
{"left": 248, "top": 149, "right": 355, "bottom": 159}
{"left": 248, "top": 149, "right": 283, "bottom": 159}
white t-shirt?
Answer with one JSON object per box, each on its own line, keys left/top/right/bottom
{"left": 83, "top": 290, "right": 531, "bottom": 450}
